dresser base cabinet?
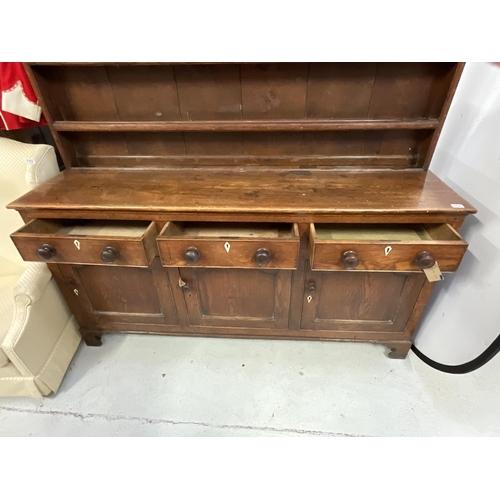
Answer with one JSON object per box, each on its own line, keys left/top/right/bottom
{"left": 47, "top": 247, "right": 436, "bottom": 360}
{"left": 7, "top": 62, "right": 478, "bottom": 359}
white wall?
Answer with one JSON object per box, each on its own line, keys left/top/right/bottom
{"left": 413, "top": 62, "right": 500, "bottom": 364}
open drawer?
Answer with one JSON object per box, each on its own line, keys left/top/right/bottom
{"left": 309, "top": 223, "right": 468, "bottom": 272}
{"left": 157, "top": 222, "right": 299, "bottom": 269}
{"left": 11, "top": 219, "right": 158, "bottom": 267}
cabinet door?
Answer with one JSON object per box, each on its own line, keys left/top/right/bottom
{"left": 301, "top": 265, "right": 425, "bottom": 332}
{"left": 57, "top": 258, "right": 179, "bottom": 328}
{"left": 179, "top": 267, "right": 292, "bottom": 329}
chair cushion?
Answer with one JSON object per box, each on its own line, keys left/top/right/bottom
{"left": 0, "top": 252, "right": 25, "bottom": 280}
{"left": 0, "top": 350, "right": 9, "bottom": 367}
{"left": 0, "top": 361, "right": 21, "bottom": 378}
{"left": 0, "top": 274, "right": 19, "bottom": 367}
{"left": 13, "top": 263, "right": 51, "bottom": 304}
{"left": 0, "top": 138, "right": 58, "bottom": 270}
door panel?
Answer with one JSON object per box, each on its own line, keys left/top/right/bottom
{"left": 179, "top": 267, "right": 292, "bottom": 329}
{"left": 58, "top": 257, "right": 179, "bottom": 328}
{"left": 301, "top": 265, "right": 425, "bottom": 332}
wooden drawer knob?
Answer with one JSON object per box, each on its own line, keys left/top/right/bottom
{"left": 36, "top": 244, "right": 56, "bottom": 260}
{"left": 255, "top": 248, "right": 271, "bottom": 266}
{"left": 184, "top": 247, "right": 201, "bottom": 264}
{"left": 101, "top": 246, "right": 120, "bottom": 263}
{"left": 342, "top": 250, "right": 359, "bottom": 269}
{"left": 414, "top": 251, "right": 435, "bottom": 269}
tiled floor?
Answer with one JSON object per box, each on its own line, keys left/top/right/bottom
{"left": 1, "top": 334, "right": 498, "bottom": 436}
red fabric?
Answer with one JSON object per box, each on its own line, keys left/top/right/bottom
{"left": 0, "top": 62, "right": 46, "bottom": 130}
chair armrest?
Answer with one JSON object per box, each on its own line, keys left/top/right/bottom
{"left": 25, "top": 144, "right": 59, "bottom": 187}
{"left": 13, "top": 262, "right": 51, "bottom": 304}
{"left": 2, "top": 279, "right": 72, "bottom": 377}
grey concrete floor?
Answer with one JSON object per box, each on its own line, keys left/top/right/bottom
{"left": 0, "top": 333, "right": 499, "bottom": 436}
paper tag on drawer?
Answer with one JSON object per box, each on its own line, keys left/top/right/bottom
{"left": 423, "top": 262, "right": 444, "bottom": 282}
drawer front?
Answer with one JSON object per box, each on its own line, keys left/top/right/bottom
{"left": 11, "top": 219, "right": 158, "bottom": 267}
{"left": 158, "top": 222, "right": 300, "bottom": 269}
{"left": 310, "top": 223, "right": 469, "bottom": 272}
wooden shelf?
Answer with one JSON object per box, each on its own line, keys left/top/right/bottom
{"left": 29, "top": 62, "right": 271, "bottom": 66}
{"left": 53, "top": 119, "right": 440, "bottom": 133}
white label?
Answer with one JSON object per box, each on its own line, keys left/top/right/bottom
{"left": 423, "top": 262, "right": 444, "bottom": 282}
{"left": 451, "top": 204, "right": 465, "bottom": 208}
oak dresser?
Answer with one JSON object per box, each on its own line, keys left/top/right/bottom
{"left": 7, "top": 63, "right": 476, "bottom": 358}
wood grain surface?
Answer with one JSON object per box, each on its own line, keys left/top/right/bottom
{"left": 157, "top": 222, "right": 299, "bottom": 269}
{"left": 11, "top": 219, "right": 158, "bottom": 267}
{"left": 52, "top": 119, "right": 440, "bottom": 132}
{"left": 14, "top": 62, "right": 475, "bottom": 358}
{"left": 7, "top": 169, "right": 477, "bottom": 216}
{"left": 309, "top": 223, "right": 468, "bottom": 272}
{"left": 301, "top": 269, "right": 425, "bottom": 332}
{"left": 25, "top": 62, "right": 459, "bottom": 171}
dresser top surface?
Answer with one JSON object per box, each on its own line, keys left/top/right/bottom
{"left": 8, "top": 168, "right": 476, "bottom": 216}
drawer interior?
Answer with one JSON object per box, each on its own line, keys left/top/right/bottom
{"left": 160, "top": 222, "right": 298, "bottom": 239}
{"left": 313, "top": 223, "right": 461, "bottom": 242}
{"left": 17, "top": 219, "right": 152, "bottom": 238}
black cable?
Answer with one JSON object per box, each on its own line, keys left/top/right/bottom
{"left": 411, "top": 332, "right": 500, "bottom": 374}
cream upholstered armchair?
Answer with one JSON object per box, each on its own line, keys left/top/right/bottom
{"left": 0, "top": 137, "right": 80, "bottom": 398}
